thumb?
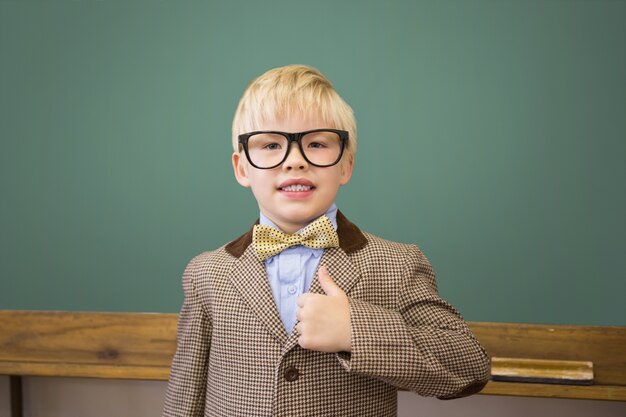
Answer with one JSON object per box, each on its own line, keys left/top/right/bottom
{"left": 318, "top": 266, "right": 343, "bottom": 297}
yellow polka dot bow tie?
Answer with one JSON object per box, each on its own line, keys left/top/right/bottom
{"left": 252, "top": 215, "right": 339, "bottom": 261}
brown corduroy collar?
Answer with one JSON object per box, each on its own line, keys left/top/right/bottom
{"left": 224, "top": 210, "right": 368, "bottom": 258}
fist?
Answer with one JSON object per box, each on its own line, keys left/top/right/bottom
{"left": 295, "top": 266, "right": 352, "bottom": 353}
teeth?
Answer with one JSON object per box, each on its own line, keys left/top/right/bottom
{"left": 282, "top": 184, "right": 312, "bottom": 192}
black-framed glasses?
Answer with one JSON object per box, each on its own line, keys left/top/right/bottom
{"left": 238, "top": 129, "right": 348, "bottom": 169}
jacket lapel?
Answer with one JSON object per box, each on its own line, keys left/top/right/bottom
{"left": 228, "top": 245, "right": 289, "bottom": 345}
{"left": 281, "top": 245, "right": 362, "bottom": 355}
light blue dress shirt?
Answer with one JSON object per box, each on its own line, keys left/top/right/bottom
{"left": 260, "top": 203, "right": 338, "bottom": 334}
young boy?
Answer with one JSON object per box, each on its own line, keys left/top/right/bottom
{"left": 163, "top": 65, "right": 490, "bottom": 417}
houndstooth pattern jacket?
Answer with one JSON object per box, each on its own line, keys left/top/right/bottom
{"left": 163, "top": 211, "right": 490, "bottom": 417}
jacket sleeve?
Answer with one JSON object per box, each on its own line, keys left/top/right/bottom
{"left": 163, "top": 254, "right": 212, "bottom": 416}
{"left": 336, "top": 244, "right": 490, "bottom": 399}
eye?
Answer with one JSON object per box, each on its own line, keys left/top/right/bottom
{"left": 263, "top": 142, "right": 282, "bottom": 150}
{"left": 307, "top": 141, "right": 327, "bottom": 149}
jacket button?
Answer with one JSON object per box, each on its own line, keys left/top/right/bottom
{"left": 284, "top": 366, "right": 299, "bottom": 382}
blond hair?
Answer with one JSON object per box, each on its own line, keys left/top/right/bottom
{"left": 231, "top": 64, "right": 357, "bottom": 159}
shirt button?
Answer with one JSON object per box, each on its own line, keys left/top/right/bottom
{"left": 284, "top": 366, "right": 299, "bottom": 382}
{"left": 288, "top": 285, "right": 297, "bottom": 295}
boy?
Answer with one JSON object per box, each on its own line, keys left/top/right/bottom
{"left": 163, "top": 65, "right": 490, "bottom": 417}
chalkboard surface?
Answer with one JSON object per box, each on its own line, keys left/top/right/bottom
{"left": 1, "top": 0, "right": 624, "bottom": 325}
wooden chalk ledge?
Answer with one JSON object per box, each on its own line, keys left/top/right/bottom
{"left": 491, "top": 357, "right": 594, "bottom": 385}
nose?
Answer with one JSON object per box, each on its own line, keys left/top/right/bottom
{"left": 282, "top": 142, "right": 308, "bottom": 170}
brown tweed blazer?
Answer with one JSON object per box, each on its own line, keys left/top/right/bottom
{"left": 163, "top": 212, "right": 490, "bottom": 417}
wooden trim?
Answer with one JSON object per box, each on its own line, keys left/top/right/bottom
{"left": 481, "top": 381, "right": 626, "bottom": 401}
{"left": 1, "top": 310, "right": 624, "bottom": 401}
{"left": 0, "top": 311, "right": 178, "bottom": 370}
{"left": 0, "top": 363, "right": 170, "bottom": 381}
{"left": 468, "top": 322, "right": 626, "bottom": 387}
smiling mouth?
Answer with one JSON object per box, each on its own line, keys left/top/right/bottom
{"left": 280, "top": 184, "right": 314, "bottom": 192}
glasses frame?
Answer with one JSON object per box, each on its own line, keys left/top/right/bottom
{"left": 238, "top": 128, "right": 348, "bottom": 169}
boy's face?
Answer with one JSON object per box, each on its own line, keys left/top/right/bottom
{"left": 232, "top": 111, "right": 354, "bottom": 234}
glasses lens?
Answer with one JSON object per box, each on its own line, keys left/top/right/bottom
{"left": 247, "top": 133, "right": 289, "bottom": 168}
{"left": 301, "top": 131, "right": 342, "bottom": 166}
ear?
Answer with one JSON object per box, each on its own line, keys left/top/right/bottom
{"left": 339, "top": 154, "right": 354, "bottom": 186}
{"left": 232, "top": 152, "right": 251, "bottom": 188}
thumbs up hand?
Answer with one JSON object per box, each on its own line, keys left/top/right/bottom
{"left": 295, "top": 266, "right": 352, "bottom": 353}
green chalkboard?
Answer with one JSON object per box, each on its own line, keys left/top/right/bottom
{"left": 1, "top": 0, "right": 624, "bottom": 326}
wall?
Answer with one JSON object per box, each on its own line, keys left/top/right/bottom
{"left": 0, "top": 376, "right": 624, "bottom": 417}
{"left": 1, "top": 0, "right": 625, "bottom": 325}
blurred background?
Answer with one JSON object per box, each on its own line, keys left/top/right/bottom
{"left": 1, "top": 0, "right": 625, "bottom": 324}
